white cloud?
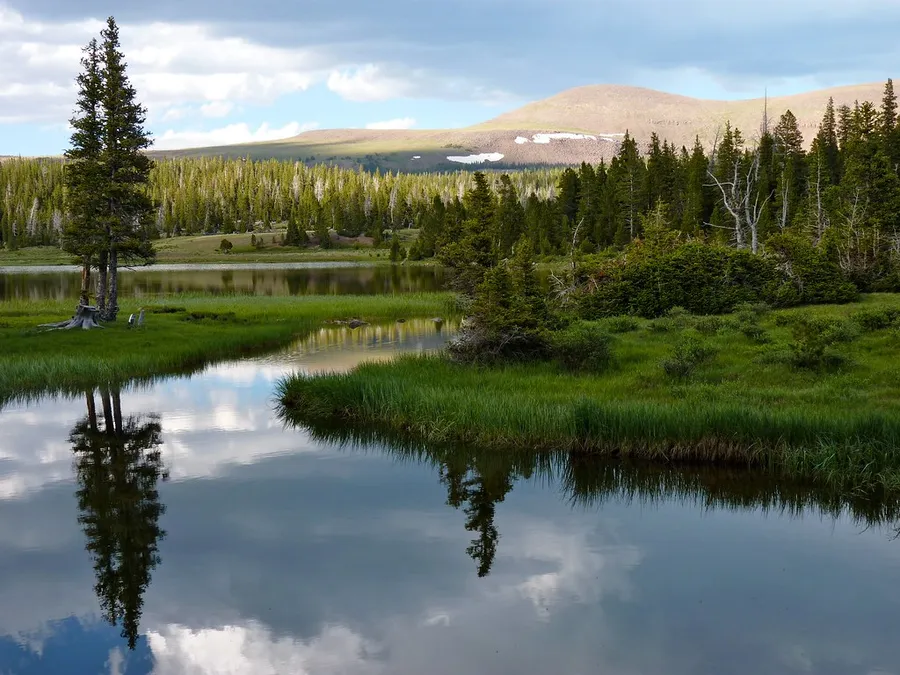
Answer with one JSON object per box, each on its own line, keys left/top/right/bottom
{"left": 327, "top": 64, "right": 413, "bottom": 102}
{"left": 365, "top": 117, "right": 416, "bottom": 130}
{"left": 147, "top": 621, "right": 383, "bottom": 675}
{"left": 161, "top": 106, "right": 190, "bottom": 121}
{"left": 200, "top": 101, "right": 235, "bottom": 118}
{"left": 0, "top": 8, "right": 328, "bottom": 125}
{"left": 151, "top": 121, "right": 318, "bottom": 150}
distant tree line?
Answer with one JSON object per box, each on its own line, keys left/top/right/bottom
{"left": 4, "top": 80, "right": 899, "bottom": 296}
{"left": 0, "top": 158, "right": 563, "bottom": 251}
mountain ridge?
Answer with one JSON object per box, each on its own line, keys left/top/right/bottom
{"left": 153, "top": 81, "right": 889, "bottom": 170}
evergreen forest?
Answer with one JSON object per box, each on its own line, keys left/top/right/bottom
{"left": 3, "top": 80, "right": 899, "bottom": 300}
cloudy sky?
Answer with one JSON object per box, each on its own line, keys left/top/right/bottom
{"left": 1, "top": 0, "right": 898, "bottom": 155}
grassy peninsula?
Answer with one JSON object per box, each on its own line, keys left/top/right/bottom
{"left": 279, "top": 294, "right": 900, "bottom": 493}
{"left": 0, "top": 292, "right": 453, "bottom": 407}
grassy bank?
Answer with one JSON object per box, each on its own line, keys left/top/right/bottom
{"left": 0, "top": 229, "right": 428, "bottom": 266}
{"left": 0, "top": 292, "right": 454, "bottom": 407}
{"left": 279, "top": 294, "right": 900, "bottom": 493}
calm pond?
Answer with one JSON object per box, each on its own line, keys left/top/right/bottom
{"left": 1, "top": 287, "right": 900, "bottom": 674}
{"left": 0, "top": 263, "right": 449, "bottom": 300}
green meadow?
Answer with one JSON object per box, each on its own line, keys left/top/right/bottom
{"left": 0, "top": 292, "right": 454, "bottom": 407}
{"left": 278, "top": 294, "right": 900, "bottom": 493}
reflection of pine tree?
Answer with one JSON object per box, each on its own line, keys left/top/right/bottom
{"left": 70, "top": 386, "right": 167, "bottom": 649}
{"left": 440, "top": 457, "right": 513, "bottom": 578}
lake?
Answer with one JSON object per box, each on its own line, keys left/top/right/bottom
{"left": 1, "top": 314, "right": 899, "bottom": 675}
{"left": 0, "top": 263, "right": 450, "bottom": 301}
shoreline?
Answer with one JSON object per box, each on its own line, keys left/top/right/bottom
{"left": 277, "top": 294, "right": 900, "bottom": 494}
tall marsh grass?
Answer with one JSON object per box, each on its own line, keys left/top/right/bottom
{"left": 278, "top": 294, "right": 900, "bottom": 493}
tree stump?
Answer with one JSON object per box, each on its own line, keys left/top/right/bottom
{"left": 40, "top": 304, "right": 104, "bottom": 330}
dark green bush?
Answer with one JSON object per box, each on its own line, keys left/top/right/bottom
{"left": 606, "top": 315, "right": 639, "bottom": 333}
{"left": 579, "top": 242, "right": 779, "bottom": 318}
{"left": 766, "top": 233, "right": 859, "bottom": 305}
{"left": 665, "top": 306, "right": 693, "bottom": 328}
{"left": 661, "top": 332, "right": 716, "bottom": 379}
{"left": 789, "top": 318, "right": 857, "bottom": 371}
{"left": 694, "top": 316, "right": 724, "bottom": 335}
{"left": 552, "top": 323, "right": 614, "bottom": 373}
{"left": 578, "top": 237, "right": 859, "bottom": 320}
{"left": 852, "top": 308, "right": 900, "bottom": 331}
{"left": 734, "top": 301, "right": 771, "bottom": 321}
{"left": 732, "top": 301, "right": 771, "bottom": 343}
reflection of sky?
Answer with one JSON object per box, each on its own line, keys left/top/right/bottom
{"left": 1, "top": 322, "right": 900, "bottom": 674}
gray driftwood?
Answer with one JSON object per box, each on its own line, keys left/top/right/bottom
{"left": 40, "top": 304, "right": 104, "bottom": 330}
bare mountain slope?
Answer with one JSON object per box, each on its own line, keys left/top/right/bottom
{"left": 153, "top": 82, "right": 888, "bottom": 170}
{"left": 473, "top": 82, "right": 885, "bottom": 148}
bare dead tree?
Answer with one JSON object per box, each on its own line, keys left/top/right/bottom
{"left": 810, "top": 152, "right": 829, "bottom": 241}
{"left": 705, "top": 146, "right": 773, "bottom": 253}
{"left": 835, "top": 187, "right": 871, "bottom": 276}
{"left": 549, "top": 217, "right": 585, "bottom": 306}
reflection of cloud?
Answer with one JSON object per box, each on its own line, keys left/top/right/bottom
{"left": 510, "top": 523, "right": 642, "bottom": 615}
{"left": 148, "top": 622, "right": 383, "bottom": 675}
{"left": 0, "top": 321, "right": 454, "bottom": 498}
{"left": 107, "top": 646, "right": 125, "bottom": 675}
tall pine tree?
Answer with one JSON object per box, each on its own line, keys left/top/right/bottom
{"left": 63, "top": 38, "right": 105, "bottom": 308}
{"left": 97, "top": 17, "right": 155, "bottom": 321}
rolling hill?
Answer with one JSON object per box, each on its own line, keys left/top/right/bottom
{"left": 153, "top": 82, "right": 887, "bottom": 171}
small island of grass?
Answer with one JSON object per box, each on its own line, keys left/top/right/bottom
{"left": 278, "top": 295, "right": 900, "bottom": 493}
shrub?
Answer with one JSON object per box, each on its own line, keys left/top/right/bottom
{"left": 789, "top": 317, "right": 858, "bottom": 371}
{"left": 552, "top": 323, "right": 614, "bottom": 373}
{"left": 449, "top": 251, "right": 551, "bottom": 365}
{"left": 852, "top": 308, "right": 900, "bottom": 332}
{"left": 389, "top": 237, "right": 405, "bottom": 263}
{"left": 579, "top": 241, "right": 779, "bottom": 318}
{"left": 694, "top": 316, "right": 724, "bottom": 335}
{"left": 661, "top": 332, "right": 716, "bottom": 379}
{"left": 219, "top": 238, "right": 233, "bottom": 253}
{"left": 766, "top": 233, "right": 859, "bottom": 305}
{"left": 740, "top": 322, "right": 770, "bottom": 343}
{"left": 606, "top": 315, "right": 639, "bottom": 333}
{"left": 665, "top": 306, "right": 693, "bottom": 328}
{"left": 732, "top": 301, "right": 771, "bottom": 343}
{"left": 578, "top": 236, "right": 859, "bottom": 319}
{"left": 734, "top": 301, "right": 771, "bottom": 321}
{"left": 647, "top": 318, "right": 673, "bottom": 332}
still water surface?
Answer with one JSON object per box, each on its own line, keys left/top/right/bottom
{"left": 1, "top": 321, "right": 900, "bottom": 674}
{"left": 0, "top": 264, "right": 449, "bottom": 300}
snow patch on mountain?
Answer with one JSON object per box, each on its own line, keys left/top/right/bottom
{"left": 515, "top": 132, "right": 625, "bottom": 144}
{"left": 447, "top": 153, "right": 505, "bottom": 164}
{"left": 532, "top": 132, "right": 598, "bottom": 144}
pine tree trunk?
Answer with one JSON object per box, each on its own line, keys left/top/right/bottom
{"left": 96, "top": 250, "right": 108, "bottom": 313}
{"left": 79, "top": 255, "right": 92, "bottom": 307}
{"left": 112, "top": 388, "right": 123, "bottom": 435}
{"left": 86, "top": 390, "right": 98, "bottom": 432}
{"left": 104, "top": 246, "right": 119, "bottom": 322}
{"left": 100, "top": 386, "right": 114, "bottom": 432}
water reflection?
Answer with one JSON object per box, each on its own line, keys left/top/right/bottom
{"left": 0, "top": 264, "right": 449, "bottom": 301}
{"left": 1, "top": 320, "right": 900, "bottom": 673}
{"left": 441, "top": 455, "right": 513, "bottom": 577}
{"left": 289, "top": 422, "right": 900, "bottom": 575}
{"left": 70, "top": 386, "right": 167, "bottom": 649}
